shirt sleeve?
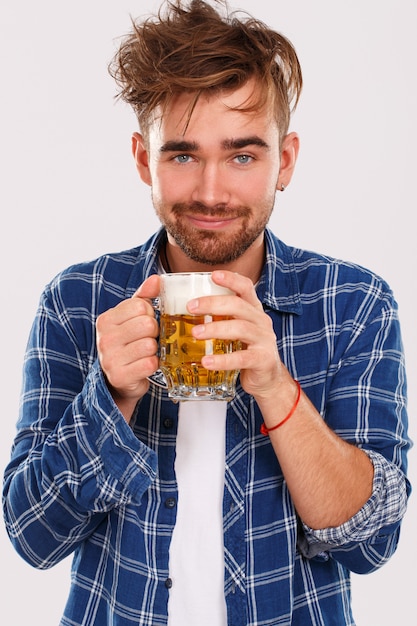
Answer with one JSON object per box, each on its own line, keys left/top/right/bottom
{"left": 2, "top": 281, "right": 157, "bottom": 569}
{"left": 297, "top": 280, "right": 411, "bottom": 573}
{"left": 298, "top": 449, "right": 409, "bottom": 569}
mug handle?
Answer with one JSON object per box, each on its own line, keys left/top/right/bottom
{"left": 146, "top": 298, "right": 168, "bottom": 388}
{"left": 147, "top": 369, "right": 168, "bottom": 389}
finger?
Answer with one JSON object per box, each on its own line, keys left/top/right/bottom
{"left": 120, "top": 313, "right": 159, "bottom": 345}
{"left": 97, "top": 296, "right": 156, "bottom": 328}
{"left": 104, "top": 353, "right": 159, "bottom": 394}
{"left": 98, "top": 332, "right": 159, "bottom": 388}
{"left": 192, "top": 316, "right": 266, "bottom": 344}
{"left": 134, "top": 274, "right": 161, "bottom": 299}
{"left": 110, "top": 336, "right": 159, "bottom": 369}
{"left": 210, "top": 270, "right": 263, "bottom": 309}
{"left": 187, "top": 290, "right": 266, "bottom": 328}
{"left": 200, "top": 348, "right": 269, "bottom": 373}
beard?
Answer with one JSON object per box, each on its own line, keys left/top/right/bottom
{"left": 154, "top": 200, "right": 274, "bottom": 265}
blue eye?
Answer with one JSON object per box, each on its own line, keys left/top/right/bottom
{"left": 174, "top": 154, "right": 191, "bottom": 163}
{"left": 235, "top": 154, "right": 252, "bottom": 164}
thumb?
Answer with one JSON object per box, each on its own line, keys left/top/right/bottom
{"left": 134, "top": 274, "right": 161, "bottom": 299}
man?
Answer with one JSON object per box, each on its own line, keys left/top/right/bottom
{"left": 2, "top": 1, "right": 411, "bottom": 624}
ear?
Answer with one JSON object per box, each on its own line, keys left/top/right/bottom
{"left": 132, "top": 132, "right": 152, "bottom": 186}
{"left": 277, "top": 132, "right": 300, "bottom": 190}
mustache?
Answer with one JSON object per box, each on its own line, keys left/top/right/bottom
{"left": 171, "top": 202, "right": 251, "bottom": 218}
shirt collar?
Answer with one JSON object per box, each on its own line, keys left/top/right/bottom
{"left": 127, "top": 227, "right": 302, "bottom": 316}
{"left": 256, "top": 229, "right": 302, "bottom": 315}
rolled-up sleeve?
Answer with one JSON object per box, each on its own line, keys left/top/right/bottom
{"left": 299, "top": 450, "right": 409, "bottom": 566}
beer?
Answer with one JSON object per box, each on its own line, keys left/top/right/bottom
{"left": 159, "top": 313, "right": 241, "bottom": 400}
{"left": 152, "top": 272, "right": 241, "bottom": 400}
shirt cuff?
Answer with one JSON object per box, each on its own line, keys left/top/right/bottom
{"left": 299, "top": 449, "right": 408, "bottom": 552}
{"left": 81, "top": 360, "right": 158, "bottom": 505}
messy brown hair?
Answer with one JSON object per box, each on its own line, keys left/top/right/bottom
{"left": 109, "top": 0, "right": 302, "bottom": 142}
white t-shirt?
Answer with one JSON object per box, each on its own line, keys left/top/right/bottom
{"left": 167, "top": 400, "right": 228, "bottom": 625}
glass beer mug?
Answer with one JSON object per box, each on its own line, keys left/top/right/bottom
{"left": 150, "top": 272, "right": 241, "bottom": 401}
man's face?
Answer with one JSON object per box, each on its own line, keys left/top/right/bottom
{"left": 139, "top": 81, "right": 282, "bottom": 265}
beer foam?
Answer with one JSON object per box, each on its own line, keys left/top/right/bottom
{"left": 160, "top": 272, "right": 233, "bottom": 314}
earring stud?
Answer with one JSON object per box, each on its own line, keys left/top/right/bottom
{"left": 280, "top": 183, "right": 286, "bottom": 192}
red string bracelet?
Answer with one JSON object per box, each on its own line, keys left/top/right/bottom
{"left": 260, "top": 380, "right": 301, "bottom": 436}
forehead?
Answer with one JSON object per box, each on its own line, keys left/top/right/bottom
{"left": 148, "top": 80, "right": 277, "bottom": 142}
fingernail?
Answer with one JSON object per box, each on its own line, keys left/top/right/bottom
{"left": 193, "top": 324, "right": 205, "bottom": 337}
{"left": 187, "top": 298, "right": 199, "bottom": 312}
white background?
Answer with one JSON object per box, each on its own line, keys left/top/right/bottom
{"left": 1, "top": 1, "right": 415, "bottom": 624}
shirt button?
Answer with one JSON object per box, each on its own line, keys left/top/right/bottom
{"left": 163, "top": 418, "right": 174, "bottom": 429}
{"left": 165, "top": 578, "right": 173, "bottom": 589}
{"left": 165, "top": 497, "right": 176, "bottom": 509}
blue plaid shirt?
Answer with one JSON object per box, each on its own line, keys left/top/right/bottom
{"left": 3, "top": 228, "right": 411, "bottom": 625}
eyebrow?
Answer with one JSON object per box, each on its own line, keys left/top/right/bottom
{"left": 222, "top": 136, "right": 270, "bottom": 150}
{"left": 159, "top": 136, "right": 270, "bottom": 153}
{"left": 160, "top": 140, "right": 199, "bottom": 153}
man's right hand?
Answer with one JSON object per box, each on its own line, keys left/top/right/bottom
{"left": 96, "top": 274, "right": 161, "bottom": 422}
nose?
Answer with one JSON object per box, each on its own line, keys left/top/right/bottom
{"left": 191, "top": 163, "right": 230, "bottom": 206}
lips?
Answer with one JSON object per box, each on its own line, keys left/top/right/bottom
{"left": 171, "top": 202, "right": 250, "bottom": 231}
{"left": 186, "top": 214, "right": 238, "bottom": 229}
